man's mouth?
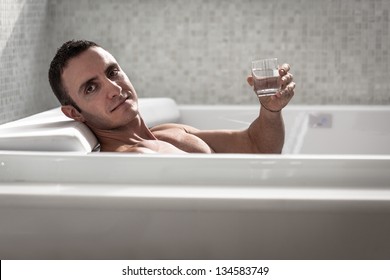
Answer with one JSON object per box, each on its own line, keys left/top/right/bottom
{"left": 111, "top": 93, "right": 130, "bottom": 112}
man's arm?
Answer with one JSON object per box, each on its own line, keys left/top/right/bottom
{"left": 247, "top": 108, "right": 285, "bottom": 153}
{"left": 192, "top": 63, "right": 295, "bottom": 154}
{"left": 189, "top": 108, "right": 284, "bottom": 153}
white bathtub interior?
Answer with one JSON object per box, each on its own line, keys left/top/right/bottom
{"left": 1, "top": 98, "right": 389, "bottom": 155}
{"left": 179, "top": 105, "right": 390, "bottom": 155}
{"left": 1, "top": 98, "right": 390, "bottom": 259}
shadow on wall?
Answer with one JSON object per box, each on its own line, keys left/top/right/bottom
{"left": 0, "top": 0, "right": 58, "bottom": 125}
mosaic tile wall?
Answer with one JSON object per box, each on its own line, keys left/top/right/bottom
{"left": 48, "top": 0, "right": 390, "bottom": 105}
{"left": 1, "top": 0, "right": 389, "bottom": 124}
{"left": 0, "top": 0, "right": 58, "bottom": 124}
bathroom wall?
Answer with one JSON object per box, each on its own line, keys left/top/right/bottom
{"left": 0, "top": 0, "right": 58, "bottom": 125}
{"left": 48, "top": 0, "right": 390, "bottom": 105}
{"left": 1, "top": 0, "right": 389, "bottom": 124}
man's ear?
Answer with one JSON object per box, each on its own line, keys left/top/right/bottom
{"left": 61, "top": 105, "right": 85, "bottom": 122}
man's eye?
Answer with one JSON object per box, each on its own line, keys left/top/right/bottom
{"left": 86, "top": 84, "right": 97, "bottom": 94}
{"left": 109, "top": 69, "right": 119, "bottom": 77}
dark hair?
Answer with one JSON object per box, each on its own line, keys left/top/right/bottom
{"left": 48, "top": 40, "right": 99, "bottom": 112}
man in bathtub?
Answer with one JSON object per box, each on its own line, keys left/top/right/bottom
{"left": 48, "top": 40, "right": 295, "bottom": 154}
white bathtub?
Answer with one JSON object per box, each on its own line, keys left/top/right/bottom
{"left": 180, "top": 105, "right": 390, "bottom": 155}
{"left": 0, "top": 101, "right": 390, "bottom": 259}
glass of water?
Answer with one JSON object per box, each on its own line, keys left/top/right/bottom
{"left": 251, "top": 58, "right": 280, "bottom": 96}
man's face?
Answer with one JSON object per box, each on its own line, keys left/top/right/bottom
{"left": 62, "top": 46, "right": 139, "bottom": 130}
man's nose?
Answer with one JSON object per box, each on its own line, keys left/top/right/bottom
{"left": 104, "top": 78, "right": 122, "bottom": 99}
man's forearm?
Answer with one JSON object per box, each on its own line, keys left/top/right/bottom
{"left": 248, "top": 107, "right": 285, "bottom": 153}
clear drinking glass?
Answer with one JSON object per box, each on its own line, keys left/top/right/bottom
{"left": 251, "top": 58, "right": 280, "bottom": 96}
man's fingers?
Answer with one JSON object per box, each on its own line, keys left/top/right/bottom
{"left": 278, "top": 63, "right": 290, "bottom": 76}
{"left": 280, "top": 73, "right": 293, "bottom": 87}
{"left": 281, "top": 82, "right": 296, "bottom": 96}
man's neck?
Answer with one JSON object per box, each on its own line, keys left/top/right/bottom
{"left": 91, "top": 117, "right": 156, "bottom": 151}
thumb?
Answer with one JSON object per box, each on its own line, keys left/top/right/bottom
{"left": 247, "top": 76, "right": 254, "bottom": 86}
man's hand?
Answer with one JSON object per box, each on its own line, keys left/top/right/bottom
{"left": 247, "top": 63, "right": 295, "bottom": 112}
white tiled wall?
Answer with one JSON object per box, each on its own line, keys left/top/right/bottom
{"left": 1, "top": 0, "right": 389, "bottom": 124}
{"left": 0, "top": 0, "right": 58, "bottom": 124}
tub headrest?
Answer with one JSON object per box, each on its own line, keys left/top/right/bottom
{"left": 138, "top": 98, "right": 180, "bottom": 127}
{"left": 0, "top": 98, "right": 180, "bottom": 152}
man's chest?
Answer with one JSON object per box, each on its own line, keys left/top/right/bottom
{"left": 152, "top": 128, "right": 213, "bottom": 153}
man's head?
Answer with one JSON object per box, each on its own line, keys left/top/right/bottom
{"left": 49, "top": 40, "right": 98, "bottom": 112}
{"left": 48, "top": 40, "right": 139, "bottom": 131}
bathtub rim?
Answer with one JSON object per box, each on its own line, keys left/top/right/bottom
{"left": 1, "top": 149, "right": 390, "bottom": 159}
{"left": 1, "top": 151, "right": 390, "bottom": 188}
